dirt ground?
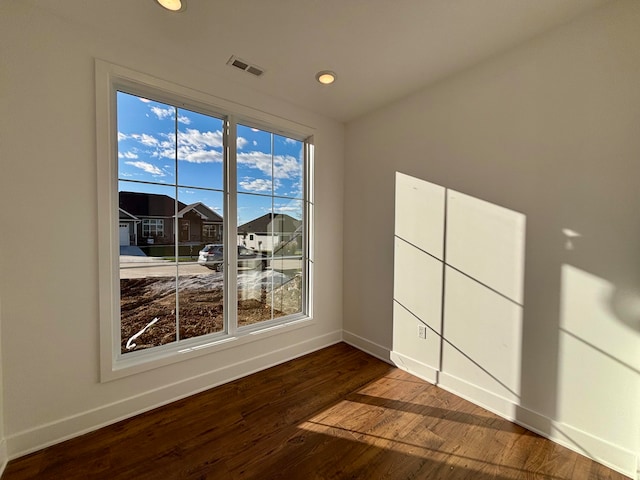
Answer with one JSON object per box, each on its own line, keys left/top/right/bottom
{"left": 120, "top": 273, "right": 301, "bottom": 353}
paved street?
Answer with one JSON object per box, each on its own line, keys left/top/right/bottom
{"left": 119, "top": 256, "right": 302, "bottom": 279}
{"left": 120, "top": 257, "right": 213, "bottom": 279}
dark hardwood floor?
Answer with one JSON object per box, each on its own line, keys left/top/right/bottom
{"left": 2, "top": 343, "right": 629, "bottom": 479}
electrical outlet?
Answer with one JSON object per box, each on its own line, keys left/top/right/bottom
{"left": 418, "top": 325, "right": 427, "bottom": 339}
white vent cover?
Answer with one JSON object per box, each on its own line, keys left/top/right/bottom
{"left": 227, "top": 56, "right": 265, "bottom": 77}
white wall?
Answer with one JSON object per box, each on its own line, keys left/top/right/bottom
{"left": 344, "top": 1, "right": 640, "bottom": 477}
{"left": 0, "top": 2, "right": 344, "bottom": 457}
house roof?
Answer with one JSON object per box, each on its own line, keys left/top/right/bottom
{"left": 238, "top": 213, "right": 301, "bottom": 234}
{"left": 119, "top": 208, "right": 139, "bottom": 221}
{"left": 119, "top": 192, "right": 224, "bottom": 222}
{"left": 119, "top": 191, "right": 185, "bottom": 217}
{"left": 177, "top": 202, "right": 223, "bottom": 223}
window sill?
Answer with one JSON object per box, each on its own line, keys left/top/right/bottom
{"left": 101, "top": 314, "right": 314, "bottom": 382}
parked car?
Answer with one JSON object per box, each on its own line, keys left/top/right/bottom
{"left": 198, "top": 244, "right": 267, "bottom": 272}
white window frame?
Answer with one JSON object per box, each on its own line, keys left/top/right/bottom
{"left": 96, "top": 60, "right": 314, "bottom": 381}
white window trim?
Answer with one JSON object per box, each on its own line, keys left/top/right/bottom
{"left": 96, "top": 59, "right": 315, "bottom": 381}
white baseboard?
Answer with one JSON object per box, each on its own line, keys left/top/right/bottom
{"left": 6, "top": 330, "right": 342, "bottom": 460}
{"left": 437, "top": 371, "right": 638, "bottom": 480}
{"left": 547, "top": 421, "right": 638, "bottom": 480}
{"left": 0, "top": 439, "right": 7, "bottom": 477}
{"left": 390, "top": 351, "right": 439, "bottom": 384}
{"left": 372, "top": 351, "right": 639, "bottom": 480}
{"left": 342, "top": 330, "right": 391, "bottom": 364}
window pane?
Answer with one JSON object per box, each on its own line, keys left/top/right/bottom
{"left": 118, "top": 181, "right": 177, "bottom": 263}
{"left": 271, "top": 258, "right": 303, "bottom": 318}
{"left": 118, "top": 181, "right": 178, "bottom": 353}
{"left": 237, "top": 193, "right": 272, "bottom": 326}
{"left": 236, "top": 194, "right": 305, "bottom": 326}
{"left": 237, "top": 124, "right": 273, "bottom": 195}
{"left": 117, "top": 92, "right": 175, "bottom": 184}
{"left": 237, "top": 193, "right": 272, "bottom": 248}
{"left": 178, "top": 264, "right": 224, "bottom": 341}
{"left": 274, "top": 134, "right": 303, "bottom": 199}
{"left": 175, "top": 188, "right": 225, "bottom": 340}
{"left": 271, "top": 198, "right": 303, "bottom": 318}
{"left": 177, "top": 188, "right": 224, "bottom": 250}
{"left": 119, "top": 276, "right": 177, "bottom": 354}
{"left": 177, "top": 109, "right": 224, "bottom": 190}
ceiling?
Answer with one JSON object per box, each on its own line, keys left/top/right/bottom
{"left": 27, "top": 0, "right": 611, "bottom": 122}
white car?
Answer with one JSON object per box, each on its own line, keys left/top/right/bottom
{"left": 198, "top": 244, "right": 267, "bottom": 272}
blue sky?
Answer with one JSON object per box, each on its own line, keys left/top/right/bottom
{"left": 117, "top": 92, "right": 303, "bottom": 225}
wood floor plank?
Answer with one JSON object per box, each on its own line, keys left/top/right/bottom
{"left": 1, "top": 343, "right": 631, "bottom": 479}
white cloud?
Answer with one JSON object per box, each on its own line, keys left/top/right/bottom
{"left": 237, "top": 152, "right": 271, "bottom": 175}
{"left": 178, "top": 149, "right": 222, "bottom": 163}
{"left": 286, "top": 181, "right": 303, "bottom": 197}
{"left": 273, "top": 155, "right": 301, "bottom": 179}
{"left": 253, "top": 140, "right": 258, "bottom": 146}
{"left": 125, "top": 161, "right": 165, "bottom": 176}
{"left": 131, "top": 133, "right": 160, "bottom": 147}
{"left": 237, "top": 151, "right": 301, "bottom": 179}
{"left": 147, "top": 108, "right": 192, "bottom": 125}
{"left": 284, "top": 138, "right": 298, "bottom": 144}
{"left": 237, "top": 137, "right": 248, "bottom": 150}
{"left": 179, "top": 129, "right": 223, "bottom": 148}
{"left": 118, "top": 151, "right": 139, "bottom": 159}
{"left": 150, "top": 106, "right": 175, "bottom": 121}
{"left": 274, "top": 203, "right": 302, "bottom": 218}
{"left": 239, "top": 178, "right": 272, "bottom": 193}
{"left": 139, "top": 98, "right": 152, "bottom": 103}
{"left": 118, "top": 132, "right": 129, "bottom": 142}
{"left": 168, "top": 129, "right": 224, "bottom": 163}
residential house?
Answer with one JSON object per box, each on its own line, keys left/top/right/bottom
{"left": 237, "top": 213, "right": 302, "bottom": 253}
{"left": 119, "top": 191, "right": 223, "bottom": 246}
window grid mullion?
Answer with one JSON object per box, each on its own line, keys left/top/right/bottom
{"left": 270, "top": 133, "right": 275, "bottom": 321}
{"left": 174, "top": 106, "right": 180, "bottom": 343}
{"left": 227, "top": 117, "right": 238, "bottom": 336}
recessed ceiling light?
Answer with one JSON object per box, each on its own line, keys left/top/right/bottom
{"left": 316, "top": 71, "right": 337, "bottom": 85}
{"left": 155, "top": 0, "right": 186, "bottom": 12}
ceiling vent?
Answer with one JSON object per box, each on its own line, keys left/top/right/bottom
{"left": 227, "top": 56, "right": 265, "bottom": 77}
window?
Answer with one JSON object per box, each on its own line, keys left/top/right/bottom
{"left": 202, "top": 224, "right": 221, "bottom": 242}
{"left": 142, "top": 219, "right": 164, "bottom": 238}
{"left": 97, "top": 61, "right": 313, "bottom": 379}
